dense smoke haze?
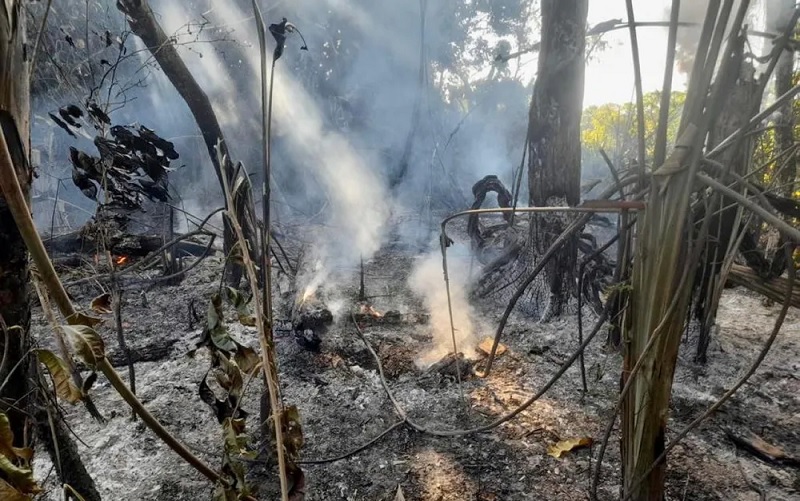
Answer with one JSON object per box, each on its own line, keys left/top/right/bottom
{"left": 29, "top": 0, "right": 538, "bottom": 360}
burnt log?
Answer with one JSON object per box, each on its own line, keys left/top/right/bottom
{"left": 44, "top": 228, "right": 212, "bottom": 257}
{"left": 727, "top": 264, "right": 800, "bottom": 309}
{"left": 291, "top": 295, "right": 332, "bottom": 351}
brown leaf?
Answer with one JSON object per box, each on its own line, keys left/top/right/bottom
{"left": 394, "top": 485, "right": 406, "bottom": 501}
{"left": 547, "top": 437, "right": 593, "bottom": 458}
{"left": 63, "top": 325, "right": 106, "bottom": 369}
{"left": 90, "top": 293, "right": 112, "bottom": 314}
{"left": 65, "top": 311, "right": 103, "bottom": 328}
{"left": 750, "top": 434, "right": 788, "bottom": 460}
{"left": 36, "top": 350, "right": 83, "bottom": 404}
{"left": 0, "top": 478, "right": 30, "bottom": 501}
{"left": 0, "top": 455, "right": 40, "bottom": 495}
{"left": 233, "top": 342, "right": 260, "bottom": 374}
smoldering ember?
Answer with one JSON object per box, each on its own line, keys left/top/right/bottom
{"left": 0, "top": 0, "right": 798, "bottom": 500}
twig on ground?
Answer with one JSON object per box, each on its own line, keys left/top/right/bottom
{"left": 298, "top": 421, "right": 405, "bottom": 465}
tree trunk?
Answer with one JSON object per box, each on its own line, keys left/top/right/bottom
{"left": 116, "top": 0, "right": 257, "bottom": 285}
{"left": 0, "top": 0, "right": 34, "bottom": 451}
{"left": 767, "top": 0, "right": 797, "bottom": 197}
{"left": 527, "top": 0, "right": 587, "bottom": 319}
{"left": 2, "top": 5, "right": 101, "bottom": 499}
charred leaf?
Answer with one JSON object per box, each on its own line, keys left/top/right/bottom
{"left": 49, "top": 113, "right": 76, "bottom": 137}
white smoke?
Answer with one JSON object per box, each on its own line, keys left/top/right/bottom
{"left": 408, "top": 244, "right": 479, "bottom": 366}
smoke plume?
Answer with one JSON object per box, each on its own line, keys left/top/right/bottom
{"left": 408, "top": 245, "right": 479, "bottom": 366}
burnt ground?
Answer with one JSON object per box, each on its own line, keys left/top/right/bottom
{"left": 30, "top": 222, "right": 800, "bottom": 501}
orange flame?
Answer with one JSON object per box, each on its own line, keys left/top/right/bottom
{"left": 114, "top": 255, "right": 129, "bottom": 266}
{"left": 359, "top": 304, "right": 383, "bottom": 318}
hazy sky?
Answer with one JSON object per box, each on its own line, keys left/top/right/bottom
{"left": 583, "top": 0, "right": 685, "bottom": 106}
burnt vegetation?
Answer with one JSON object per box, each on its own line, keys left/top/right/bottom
{"left": 0, "top": 0, "right": 797, "bottom": 500}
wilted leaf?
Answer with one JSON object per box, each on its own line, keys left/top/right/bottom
{"left": 233, "top": 342, "right": 260, "bottom": 374}
{"left": 65, "top": 311, "right": 103, "bottom": 328}
{"left": 749, "top": 434, "right": 788, "bottom": 460}
{"left": 282, "top": 405, "right": 304, "bottom": 459}
{"left": 0, "top": 414, "right": 15, "bottom": 462}
{"left": 0, "top": 478, "right": 29, "bottom": 501}
{"left": 199, "top": 374, "right": 246, "bottom": 424}
{"left": 0, "top": 455, "right": 40, "bottom": 495}
{"left": 62, "top": 325, "right": 106, "bottom": 369}
{"left": 222, "top": 417, "right": 250, "bottom": 457}
{"left": 89, "top": 293, "right": 112, "bottom": 314}
{"left": 36, "top": 350, "right": 82, "bottom": 404}
{"left": 224, "top": 287, "right": 256, "bottom": 326}
{"left": 198, "top": 375, "right": 219, "bottom": 409}
{"left": 215, "top": 353, "right": 243, "bottom": 399}
{"left": 547, "top": 437, "right": 593, "bottom": 458}
{"left": 0, "top": 414, "right": 32, "bottom": 465}
{"left": 205, "top": 295, "right": 237, "bottom": 352}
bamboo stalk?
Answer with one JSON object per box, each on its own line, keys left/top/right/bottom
{"left": 219, "top": 142, "right": 289, "bottom": 501}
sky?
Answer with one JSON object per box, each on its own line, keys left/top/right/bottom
{"left": 583, "top": 0, "right": 686, "bottom": 106}
{"left": 514, "top": 0, "right": 767, "bottom": 107}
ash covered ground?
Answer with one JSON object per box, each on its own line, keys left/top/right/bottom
{"left": 30, "top": 217, "right": 800, "bottom": 501}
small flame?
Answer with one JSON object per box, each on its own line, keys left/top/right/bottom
{"left": 359, "top": 304, "right": 383, "bottom": 318}
{"left": 114, "top": 255, "right": 129, "bottom": 266}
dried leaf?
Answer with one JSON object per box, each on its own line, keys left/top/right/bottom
{"left": 0, "top": 414, "right": 15, "bottom": 461}
{"left": 205, "top": 295, "right": 237, "bottom": 352}
{"left": 750, "top": 434, "right": 788, "bottom": 460}
{"left": 89, "top": 293, "right": 112, "bottom": 314}
{"left": 233, "top": 342, "right": 260, "bottom": 374}
{"left": 394, "top": 485, "right": 406, "bottom": 501}
{"left": 215, "top": 353, "right": 244, "bottom": 399}
{"left": 224, "top": 287, "right": 257, "bottom": 327}
{"left": 0, "top": 478, "right": 29, "bottom": 501}
{"left": 65, "top": 311, "right": 103, "bottom": 328}
{"left": 62, "top": 325, "right": 106, "bottom": 369}
{"left": 36, "top": 350, "right": 82, "bottom": 403}
{"left": 0, "top": 455, "right": 40, "bottom": 495}
{"left": 547, "top": 437, "right": 593, "bottom": 458}
{"left": 282, "top": 405, "right": 304, "bottom": 459}
{"left": 222, "top": 417, "right": 250, "bottom": 456}
{"left": 0, "top": 414, "right": 32, "bottom": 465}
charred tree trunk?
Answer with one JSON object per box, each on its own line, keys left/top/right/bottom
{"left": 526, "top": 0, "right": 587, "bottom": 319}
{"left": 471, "top": 0, "right": 587, "bottom": 317}
{"left": 1, "top": 6, "right": 100, "bottom": 498}
{"left": 116, "top": 0, "right": 257, "bottom": 286}
{"left": 0, "top": 0, "right": 34, "bottom": 457}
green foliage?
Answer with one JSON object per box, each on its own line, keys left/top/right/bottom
{"left": 582, "top": 91, "right": 686, "bottom": 167}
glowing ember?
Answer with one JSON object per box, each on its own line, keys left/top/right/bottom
{"left": 114, "top": 255, "right": 129, "bottom": 266}
{"left": 359, "top": 303, "right": 383, "bottom": 318}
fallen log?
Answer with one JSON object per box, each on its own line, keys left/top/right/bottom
{"left": 43, "top": 229, "right": 212, "bottom": 257}
{"left": 727, "top": 264, "right": 800, "bottom": 308}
